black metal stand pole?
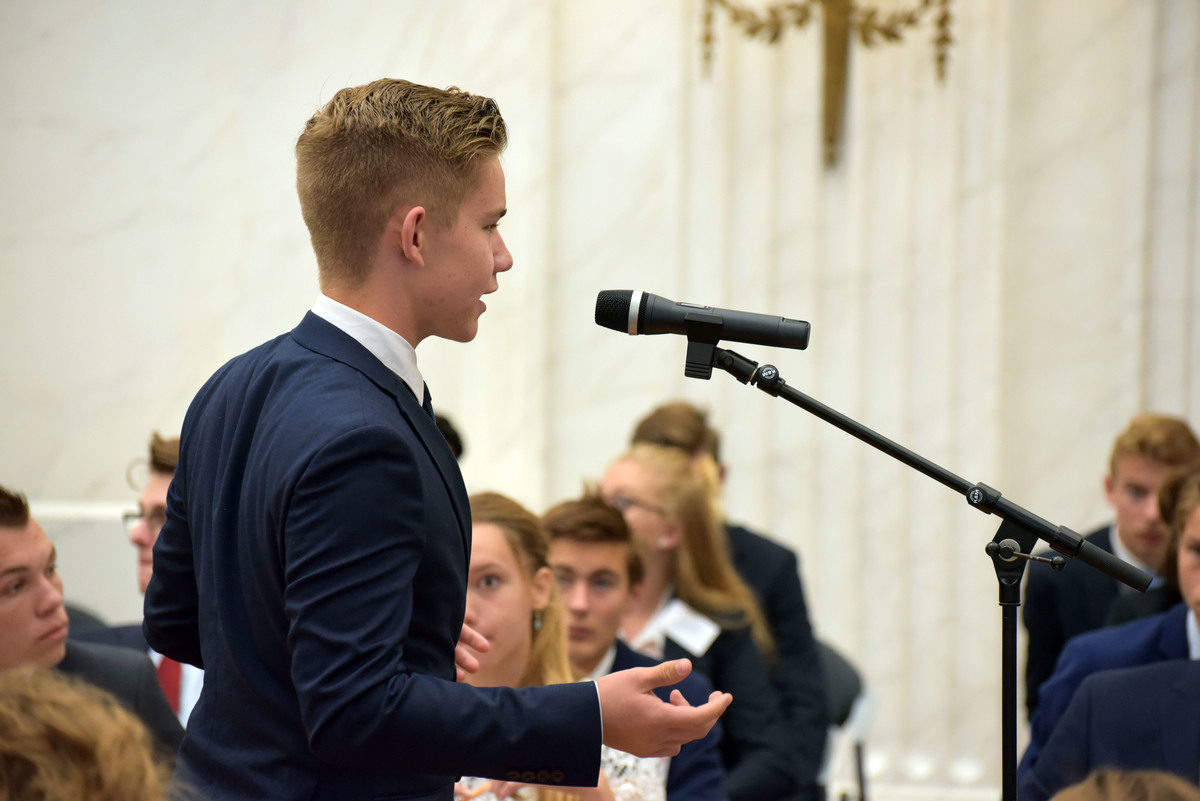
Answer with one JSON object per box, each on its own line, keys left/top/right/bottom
{"left": 685, "top": 343, "right": 1150, "bottom": 800}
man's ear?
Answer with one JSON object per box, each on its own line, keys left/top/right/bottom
{"left": 394, "top": 205, "right": 428, "bottom": 267}
{"left": 1103, "top": 472, "right": 1116, "bottom": 507}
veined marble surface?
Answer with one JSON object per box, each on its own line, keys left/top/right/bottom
{"left": 3, "top": 0, "right": 1198, "bottom": 795}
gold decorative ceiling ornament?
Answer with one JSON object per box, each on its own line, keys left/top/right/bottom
{"left": 701, "top": 0, "right": 953, "bottom": 166}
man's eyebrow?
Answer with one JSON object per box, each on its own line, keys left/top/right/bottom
{"left": 0, "top": 565, "right": 30, "bottom": 579}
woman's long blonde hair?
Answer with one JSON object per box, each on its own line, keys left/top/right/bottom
{"left": 469, "top": 492, "right": 574, "bottom": 688}
{"left": 616, "top": 444, "right": 775, "bottom": 661}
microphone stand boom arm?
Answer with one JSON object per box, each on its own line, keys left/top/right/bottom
{"left": 694, "top": 343, "right": 1151, "bottom": 801}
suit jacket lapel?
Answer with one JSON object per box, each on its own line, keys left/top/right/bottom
{"left": 1157, "top": 603, "right": 1191, "bottom": 660}
{"left": 289, "top": 313, "right": 471, "bottom": 548}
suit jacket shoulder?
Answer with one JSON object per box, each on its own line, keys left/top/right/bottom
{"left": 724, "top": 523, "right": 827, "bottom": 795}
{"left": 1017, "top": 660, "right": 1200, "bottom": 801}
{"left": 57, "top": 640, "right": 184, "bottom": 754}
{"left": 70, "top": 622, "right": 148, "bottom": 652}
{"left": 1019, "top": 602, "right": 1190, "bottom": 781}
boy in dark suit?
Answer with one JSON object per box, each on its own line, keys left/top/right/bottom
{"left": 0, "top": 484, "right": 182, "bottom": 753}
{"left": 544, "top": 491, "right": 730, "bottom": 801}
{"left": 142, "top": 79, "right": 730, "bottom": 801}
{"left": 1023, "top": 413, "right": 1200, "bottom": 717}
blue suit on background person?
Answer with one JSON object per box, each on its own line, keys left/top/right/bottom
{"left": 612, "top": 640, "right": 730, "bottom": 801}
{"left": 1018, "top": 602, "right": 1190, "bottom": 781}
{"left": 1017, "top": 659, "right": 1200, "bottom": 801}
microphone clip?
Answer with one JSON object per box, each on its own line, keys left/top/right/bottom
{"left": 986, "top": 539, "right": 1066, "bottom": 571}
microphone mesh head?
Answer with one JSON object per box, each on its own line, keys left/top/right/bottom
{"left": 594, "top": 290, "right": 633, "bottom": 332}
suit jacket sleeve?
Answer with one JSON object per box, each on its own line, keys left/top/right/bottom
{"left": 661, "top": 670, "right": 730, "bottom": 801}
{"left": 758, "top": 547, "right": 828, "bottom": 793}
{"left": 145, "top": 453, "right": 202, "bottom": 668}
{"left": 1022, "top": 562, "right": 1063, "bottom": 718}
{"left": 695, "top": 628, "right": 797, "bottom": 801}
{"left": 131, "top": 653, "right": 187, "bottom": 755}
{"left": 1017, "top": 672, "right": 1097, "bottom": 801}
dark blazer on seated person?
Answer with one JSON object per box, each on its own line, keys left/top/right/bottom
{"left": 56, "top": 639, "right": 184, "bottom": 754}
{"left": 660, "top": 616, "right": 796, "bottom": 801}
{"left": 726, "top": 523, "right": 827, "bottom": 801}
{"left": 1022, "top": 525, "right": 1119, "bottom": 718}
{"left": 72, "top": 621, "right": 148, "bottom": 651}
{"left": 1019, "top": 601, "right": 1190, "bottom": 781}
{"left": 1017, "top": 659, "right": 1200, "bottom": 801}
{"left": 143, "top": 313, "right": 603, "bottom": 801}
{"left": 612, "top": 639, "right": 729, "bottom": 801}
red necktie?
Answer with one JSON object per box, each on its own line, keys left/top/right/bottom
{"left": 156, "top": 656, "right": 181, "bottom": 714}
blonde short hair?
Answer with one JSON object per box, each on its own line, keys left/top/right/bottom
{"left": 296, "top": 78, "right": 507, "bottom": 289}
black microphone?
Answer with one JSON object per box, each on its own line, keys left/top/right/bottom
{"left": 595, "top": 290, "right": 810, "bottom": 350}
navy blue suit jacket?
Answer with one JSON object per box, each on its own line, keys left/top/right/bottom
{"left": 1022, "top": 525, "right": 1120, "bottom": 717}
{"left": 726, "top": 524, "right": 826, "bottom": 800}
{"left": 662, "top": 623, "right": 795, "bottom": 801}
{"left": 144, "top": 314, "right": 602, "bottom": 801}
{"left": 1018, "top": 601, "right": 1190, "bottom": 781}
{"left": 611, "top": 640, "right": 729, "bottom": 801}
{"left": 1018, "top": 659, "right": 1200, "bottom": 801}
{"left": 57, "top": 640, "right": 184, "bottom": 754}
{"left": 72, "top": 622, "right": 148, "bottom": 651}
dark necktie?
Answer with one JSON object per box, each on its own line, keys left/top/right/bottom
{"left": 421, "top": 384, "right": 436, "bottom": 422}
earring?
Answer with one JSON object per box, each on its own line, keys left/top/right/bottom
{"left": 533, "top": 610, "right": 543, "bottom": 632}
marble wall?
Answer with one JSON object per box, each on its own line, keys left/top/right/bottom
{"left": 2, "top": 0, "right": 1198, "bottom": 797}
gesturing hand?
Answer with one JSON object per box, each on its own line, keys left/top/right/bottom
{"left": 595, "top": 659, "right": 732, "bottom": 757}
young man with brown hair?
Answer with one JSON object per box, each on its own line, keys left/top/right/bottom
{"left": 544, "top": 492, "right": 730, "bottom": 801}
{"left": 0, "top": 484, "right": 183, "bottom": 753}
{"left": 1023, "top": 412, "right": 1200, "bottom": 717}
{"left": 143, "top": 79, "right": 729, "bottom": 801}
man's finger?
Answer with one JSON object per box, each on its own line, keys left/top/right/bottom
{"left": 668, "top": 688, "right": 690, "bottom": 707}
{"left": 645, "top": 658, "right": 692, "bottom": 690}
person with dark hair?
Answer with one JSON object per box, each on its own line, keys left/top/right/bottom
{"left": 544, "top": 491, "right": 730, "bottom": 801}
{"left": 142, "top": 79, "right": 729, "bottom": 801}
{"left": 1024, "top": 413, "right": 1200, "bottom": 717}
{"left": 436, "top": 413, "right": 465, "bottom": 460}
{"left": 0, "top": 484, "right": 183, "bottom": 754}
{"left": 631, "top": 401, "right": 828, "bottom": 801}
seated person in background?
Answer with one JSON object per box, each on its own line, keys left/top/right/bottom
{"left": 600, "top": 444, "right": 797, "bottom": 801}
{"left": 0, "top": 667, "right": 172, "bottom": 801}
{"left": 0, "top": 484, "right": 183, "bottom": 754}
{"left": 543, "top": 491, "right": 729, "bottom": 801}
{"left": 631, "top": 402, "right": 827, "bottom": 800}
{"left": 1024, "top": 413, "right": 1200, "bottom": 717}
{"left": 1050, "top": 769, "right": 1200, "bottom": 801}
{"left": 72, "top": 432, "right": 203, "bottom": 725}
{"left": 435, "top": 413, "right": 466, "bottom": 460}
{"left": 457, "top": 492, "right": 668, "bottom": 801}
{"left": 1019, "top": 662, "right": 1200, "bottom": 801}
{"left": 1019, "top": 461, "right": 1200, "bottom": 780}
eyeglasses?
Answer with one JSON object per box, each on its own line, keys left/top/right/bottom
{"left": 604, "top": 494, "right": 668, "bottom": 517}
{"left": 123, "top": 509, "right": 166, "bottom": 534}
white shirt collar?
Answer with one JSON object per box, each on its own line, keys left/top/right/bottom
{"left": 1187, "top": 607, "right": 1200, "bottom": 661}
{"left": 1109, "top": 523, "right": 1157, "bottom": 577}
{"left": 310, "top": 294, "right": 425, "bottom": 402}
{"left": 583, "top": 644, "right": 619, "bottom": 682}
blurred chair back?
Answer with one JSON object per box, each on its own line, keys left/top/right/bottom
{"left": 817, "top": 640, "right": 872, "bottom": 801}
